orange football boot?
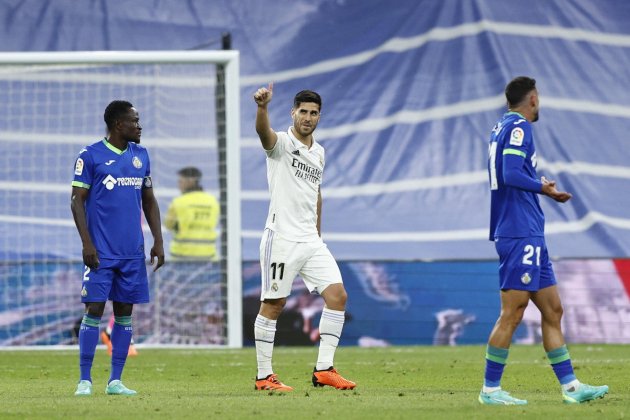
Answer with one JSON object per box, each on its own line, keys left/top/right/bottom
{"left": 312, "top": 367, "right": 356, "bottom": 390}
{"left": 255, "top": 374, "right": 293, "bottom": 392}
{"left": 101, "top": 331, "right": 113, "bottom": 356}
{"left": 101, "top": 332, "right": 139, "bottom": 356}
{"left": 127, "top": 344, "right": 139, "bottom": 357}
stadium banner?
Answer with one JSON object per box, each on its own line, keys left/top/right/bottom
{"left": 1, "top": 259, "right": 628, "bottom": 346}
{"left": 244, "top": 258, "right": 630, "bottom": 346}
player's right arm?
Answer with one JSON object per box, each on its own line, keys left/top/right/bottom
{"left": 70, "top": 186, "right": 99, "bottom": 269}
{"left": 254, "top": 83, "right": 278, "bottom": 150}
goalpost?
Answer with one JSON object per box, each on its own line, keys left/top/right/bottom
{"left": 0, "top": 51, "right": 242, "bottom": 348}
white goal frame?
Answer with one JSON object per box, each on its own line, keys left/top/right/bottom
{"left": 0, "top": 51, "right": 242, "bottom": 348}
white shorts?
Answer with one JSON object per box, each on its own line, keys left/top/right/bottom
{"left": 259, "top": 229, "right": 343, "bottom": 300}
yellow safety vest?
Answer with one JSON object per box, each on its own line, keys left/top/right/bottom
{"left": 165, "top": 191, "right": 220, "bottom": 260}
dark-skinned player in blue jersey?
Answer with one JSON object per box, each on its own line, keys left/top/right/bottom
{"left": 71, "top": 100, "right": 164, "bottom": 396}
{"left": 479, "top": 77, "right": 608, "bottom": 405}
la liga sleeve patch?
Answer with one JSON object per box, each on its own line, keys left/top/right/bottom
{"left": 74, "top": 158, "right": 84, "bottom": 175}
{"left": 509, "top": 127, "right": 524, "bottom": 146}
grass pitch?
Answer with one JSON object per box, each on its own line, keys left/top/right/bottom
{"left": 0, "top": 344, "right": 627, "bottom": 419}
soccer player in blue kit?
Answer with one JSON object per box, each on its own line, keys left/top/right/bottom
{"left": 70, "top": 100, "right": 164, "bottom": 396}
{"left": 479, "top": 77, "right": 608, "bottom": 405}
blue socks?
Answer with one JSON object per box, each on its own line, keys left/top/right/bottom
{"left": 78, "top": 314, "right": 101, "bottom": 382}
{"left": 482, "top": 344, "right": 576, "bottom": 391}
{"left": 109, "top": 315, "right": 133, "bottom": 383}
{"left": 547, "top": 345, "right": 576, "bottom": 385}
{"left": 484, "top": 345, "right": 509, "bottom": 389}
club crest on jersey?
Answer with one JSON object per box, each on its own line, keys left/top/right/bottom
{"left": 132, "top": 156, "right": 143, "bottom": 169}
{"left": 521, "top": 272, "right": 531, "bottom": 285}
{"left": 510, "top": 127, "right": 524, "bottom": 146}
{"left": 75, "top": 158, "right": 84, "bottom": 175}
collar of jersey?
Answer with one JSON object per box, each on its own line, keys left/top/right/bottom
{"left": 102, "top": 138, "right": 128, "bottom": 155}
{"left": 505, "top": 111, "right": 526, "bottom": 119}
{"left": 287, "top": 126, "right": 315, "bottom": 150}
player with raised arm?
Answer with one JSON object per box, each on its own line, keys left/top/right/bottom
{"left": 252, "top": 84, "right": 356, "bottom": 391}
{"left": 479, "top": 77, "right": 608, "bottom": 405}
{"left": 71, "top": 100, "right": 164, "bottom": 396}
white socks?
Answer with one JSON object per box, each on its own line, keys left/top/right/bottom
{"left": 482, "top": 385, "right": 501, "bottom": 393}
{"left": 562, "top": 379, "right": 581, "bottom": 392}
{"left": 254, "top": 314, "right": 277, "bottom": 379}
{"left": 316, "top": 308, "right": 345, "bottom": 371}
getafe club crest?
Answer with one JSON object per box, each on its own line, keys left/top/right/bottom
{"left": 132, "top": 156, "right": 142, "bottom": 169}
{"left": 521, "top": 272, "right": 531, "bottom": 285}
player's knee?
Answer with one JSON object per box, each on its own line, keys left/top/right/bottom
{"left": 260, "top": 298, "right": 286, "bottom": 318}
{"left": 85, "top": 302, "right": 105, "bottom": 318}
{"left": 323, "top": 284, "right": 347, "bottom": 310}
{"left": 335, "top": 288, "right": 348, "bottom": 307}
{"left": 113, "top": 301, "right": 133, "bottom": 317}
{"left": 499, "top": 308, "right": 525, "bottom": 330}
{"left": 543, "top": 303, "right": 563, "bottom": 324}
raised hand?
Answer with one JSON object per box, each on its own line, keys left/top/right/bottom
{"left": 541, "top": 176, "right": 572, "bottom": 203}
{"left": 254, "top": 82, "right": 273, "bottom": 106}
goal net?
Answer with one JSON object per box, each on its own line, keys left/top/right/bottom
{"left": 0, "top": 51, "right": 242, "bottom": 348}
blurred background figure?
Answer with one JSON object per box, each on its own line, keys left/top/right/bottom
{"left": 165, "top": 167, "right": 220, "bottom": 261}
{"left": 102, "top": 317, "right": 138, "bottom": 356}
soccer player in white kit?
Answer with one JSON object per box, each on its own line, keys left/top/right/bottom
{"left": 252, "top": 84, "right": 356, "bottom": 391}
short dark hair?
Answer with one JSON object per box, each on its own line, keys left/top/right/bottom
{"left": 104, "top": 100, "right": 134, "bottom": 131}
{"left": 178, "top": 166, "right": 202, "bottom": 179}
{"left": 505, "top": 77, "right": 536, "bottom": 107}
{"left": 293, "top": 90, "right": 322, "bottom": 111}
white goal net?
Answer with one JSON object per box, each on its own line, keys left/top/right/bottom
{"left": 0, "top": 51, "right": 242, "bottom": 348}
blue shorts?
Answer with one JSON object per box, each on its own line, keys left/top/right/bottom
{"left": 80, "top": 258, "right": 149, "bottom": 304}
{"left": 494, "top": 237, "right": 556, "bottom": 291}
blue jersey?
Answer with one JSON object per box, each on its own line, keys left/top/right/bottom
{"left": 72, "top": 138, "right": 152, "bottom": 259}
{"left": 488, "top": 112, "right": 544, "bottom": 239}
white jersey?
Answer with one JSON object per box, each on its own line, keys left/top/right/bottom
{"left": 264, "top": 127, "right": 324, "bottom": 242}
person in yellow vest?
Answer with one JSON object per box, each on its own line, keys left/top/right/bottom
{"left": 164, "top": 167, "right": 220, "bottom": 261}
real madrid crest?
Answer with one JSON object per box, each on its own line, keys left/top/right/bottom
{"left": 132, "top": 156, "right": 143, "bottom": 169}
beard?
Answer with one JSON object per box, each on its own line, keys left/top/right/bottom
{"left": 126, "top": 133, "right": 141, "bottom": 143}
{"left": 295, "top": 123, "right": 315, "bottom": 137}
{"left": 532, "top": 110, "right": 539, "bottom": 122}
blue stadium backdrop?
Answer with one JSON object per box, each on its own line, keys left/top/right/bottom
{"left": 1, "top": 0, "right": 630, "bottom": 345}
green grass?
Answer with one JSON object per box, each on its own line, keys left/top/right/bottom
{"left": 0, "top": 345, "right": 627, "bottom": 419}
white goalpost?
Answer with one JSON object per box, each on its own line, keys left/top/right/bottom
{"left": 0, "top": 51, "right": 242, "bottom": 348}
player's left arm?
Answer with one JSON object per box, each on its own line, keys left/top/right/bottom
{"left": 317, "top": 187, "right": 322, "bottom": 237}
{"left": 142, "top": 179, "right": 165, "bottom": 271}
